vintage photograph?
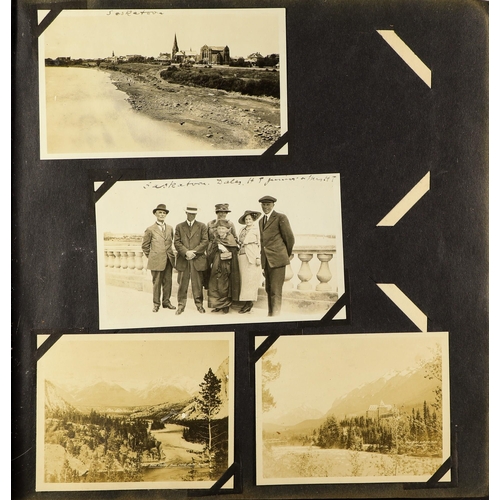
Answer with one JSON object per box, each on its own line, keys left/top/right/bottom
{"left": 256, "top": 332, "right": 450, "bottom": 485}
{"left": 96, "top": 173, "right": 345, "bottom": 330}
{"left": 38, "top": 8, "right": 287, "bottom": 159}
{"left": 36, "top": 332, "right": 234, "bottom": 491}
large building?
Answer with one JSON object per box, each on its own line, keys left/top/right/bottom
{"left": 200, "top": 45, "right": 230, "bottom": 65}
{"left": 366, "top": 400, "right": 394, "bottom": 420}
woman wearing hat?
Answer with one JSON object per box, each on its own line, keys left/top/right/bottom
{"left": 205, "top": 203, "right": 237, "bottom": 289}
{"left": 207, "top": 219, "right": 241, "bottom": 314}
{"left": 237, "top": 210, "right": 262, "bottom": 314}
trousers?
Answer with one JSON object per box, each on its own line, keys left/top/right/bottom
{"left": 264, "top": 263, "right": 286, "bottom": 316}
{"left": 151, "top": 260, "right": 173, "bottom": 307}
{"left": 177, "top": 260, "right": 204, "bottom": 308}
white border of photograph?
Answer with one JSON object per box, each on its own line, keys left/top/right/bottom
{"left": 36, "top": 332, "right": 234, "bottom": 491}
{"left": 38, "top": 8, "right": 288, "bottom": 159}
{"left": 95, "top": 173, "right": 345, "bottom": 330}
{"left": 255, "top": 332, "right": 451, "bottom": 485}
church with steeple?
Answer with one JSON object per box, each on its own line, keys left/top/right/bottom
{"left": 172, "top": 34, "right": 179, "bottom": 61}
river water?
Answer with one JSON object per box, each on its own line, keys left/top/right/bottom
{"left": 44, "top": 67, "right": 212, "bottom": 156}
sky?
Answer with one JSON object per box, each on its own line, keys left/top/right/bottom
{"left": 39, "top": 333, "right": 231, "bottom": 391}
{"left": 260, "top": 332, "right": 447, "bottom": 418}
{"left": 42, "top": 9, "right": 284, "bottom": 60}
{"left": 95, "top": 173, "right": 342, "bottom": 238}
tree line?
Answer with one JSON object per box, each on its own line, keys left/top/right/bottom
{"left": 305, "top": 401, "right": 442, "bottom": 456}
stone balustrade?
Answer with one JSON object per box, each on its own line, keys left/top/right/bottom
{"left": 103, "top": 235, "right": 339, "bottom": 312}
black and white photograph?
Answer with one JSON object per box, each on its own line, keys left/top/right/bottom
{"left": 255, "top": 332, "right": 450, "bottom": 485}
{"left": 36, "top": 332, "right": 234, "bottom": 491}
{"left": 38, "top": 8, "right": 287, "bottom": 159}
{"left": 95, "top": 173, "right": 345, "bottom": 329}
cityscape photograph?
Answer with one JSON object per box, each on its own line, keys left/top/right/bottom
{"left": 39, "top": 8, "right": 287, "bottom": 158}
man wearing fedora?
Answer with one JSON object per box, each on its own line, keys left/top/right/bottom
{"left": 142, "top": 204, "right": 176, "bottom": 313}
{"left": 258, "top": 195, "right": 295, "bottom": 317}
{"left": 174, "top": 204, "right": 209, "bottom": 315}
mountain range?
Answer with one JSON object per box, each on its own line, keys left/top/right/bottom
{"left": 45, "top": 357, "right": 230, "bottom": 420}
{"left": 264, "top": 362, "right": 439, "bottom": 434}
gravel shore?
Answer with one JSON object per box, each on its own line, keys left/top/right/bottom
{"left": 103, "top": 66, "right": 282, "bottom": 151}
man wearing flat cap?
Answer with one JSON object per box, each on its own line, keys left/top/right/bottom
{"left": 142, "top": 204, "right": 176, "bottom": 313}
{"left": 258, "top": 195, "right": 295, "bottom": 316}
{"left": 174, "top": 204, "right": 209, "bottom": 315}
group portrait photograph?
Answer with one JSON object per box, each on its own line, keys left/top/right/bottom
{"left": 95, "top": 172, "right": 345, "bottom": 329}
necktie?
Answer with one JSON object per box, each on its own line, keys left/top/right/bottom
{"left": 263, "top": 215, "right": 268, "bottom": 227}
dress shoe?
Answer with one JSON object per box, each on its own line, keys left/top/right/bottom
{"left": 162, "top": 302, "right": 176, "bottom": 310}
{"left": 197, "top": 306, "right": 206, "bottom": 314}
{"left": 222, "top": 307, "right": 229, "bottom": 314}
{"left": 239, "top": 302, "right": 253, "bottom": 314}
{"left": 175, "top": 307, "right": 185, "bottom": 315}
{"left": 152, "top": 305, "right": 159, "bottom": 313}
{"left": 211, "top": 308, "right": 221, "bottom": 313}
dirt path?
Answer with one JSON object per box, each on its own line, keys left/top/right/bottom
{"left": 103, "top": 66, "right": 282, "bottom": 151}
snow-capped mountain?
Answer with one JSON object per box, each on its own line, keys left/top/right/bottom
{"left": 268, "top": 362, "right": 440, "bottom": 435}
{"left": 45, "top": 380, "right": 79, "bottom": 414}
{"left": 49, "top": 379, "right": 193, "bottom": 409}
{"left": 325, "top": 364, "right": 437, "bottom": 419}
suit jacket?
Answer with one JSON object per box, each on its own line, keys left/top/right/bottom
{"left": 174, "top": 220, "right": 209, "bottom": 272}
{"left": 259, "top": 211, "right": 295, "bottom": 268}
{"left": 141, "top": 223, "right": 175, "bottom": 271}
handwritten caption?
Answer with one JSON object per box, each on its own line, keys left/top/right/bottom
{"left": 143, "top": 174, "right": 336, "bottom": 190}
{"left": 107, "top": 10, "right": 164, "bottom": 16}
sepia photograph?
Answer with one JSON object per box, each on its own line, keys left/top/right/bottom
{"left": 255, "top": 332, "right": 450, "bottom": 485}
{"left": 36, "top": 332, "right": 234, "bottom": 491}
{"left": 38, "top": 8, "right": 287, "bottom": 159}
{"left": 95, "top": 173, "right": 345, "bottom": 330}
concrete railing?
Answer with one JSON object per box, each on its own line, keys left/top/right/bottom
{"left": 103, "top": 235, "right": 339, "bottom": 312}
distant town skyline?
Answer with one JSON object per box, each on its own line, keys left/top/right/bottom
{"left": 41, "top": 9, "right": 284, "bottom": 61}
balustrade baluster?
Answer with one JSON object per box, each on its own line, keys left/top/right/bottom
{"left": 284, "top": 254, "right": 295, "bottom": 289}
{"left": 127, "top": 251, "right": 136, "bottom": 273}
{"left": 297, "top": 253, "right": 313, "bottom": 290}
{"left": 135, "top": 251, "right": 144, "bottom": 274}
{"left": 120, "top": 251, "right": 129, "bottom": 271}
{"left": 108, "top": 250, "right": 117, "bottom": 269}
{"left": 316, "top": 253, "right": 333, "bottom": 291}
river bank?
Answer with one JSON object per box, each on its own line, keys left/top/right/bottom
{"left": 100, "top": 64, "right": 282, "bottom": 150}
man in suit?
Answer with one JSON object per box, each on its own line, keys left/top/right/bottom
{"left": 142, "top": 204, "right": 176, "bottom": 313}
{"left": 174, "top": 204, "right": 209, "bottom": 315}
{"left": 258, "top": 195, "right": 295, "bottom": 317}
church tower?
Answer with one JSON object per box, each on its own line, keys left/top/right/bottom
{"left": 172, "top": 34, "right": 179, "bottom": 61}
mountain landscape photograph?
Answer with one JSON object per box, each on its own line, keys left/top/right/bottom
{"left": 256, "top": 332, "right": 450, "bottom": 484}
{"left": 37, "top": 333, "right": 233, "bottom": 491}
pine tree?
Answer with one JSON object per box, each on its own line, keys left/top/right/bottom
{"left": 261, "top": 347, "right": 281, "bottom": 412}
{"left": 195, "top": 368, "right": 223, "bottom": 471}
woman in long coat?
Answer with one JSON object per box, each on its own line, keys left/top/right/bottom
{"left": 207, "top": 220, "right": 240, "bottom": 314}
{"left": 237, "top": 210, "right": 262, "bottom": 314}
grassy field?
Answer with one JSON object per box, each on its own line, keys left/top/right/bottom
{"left": 98, "top": 62, "right": 280, "bottom": 98}
{"left": 263, "top": 445, "right": 442, "bottom": 479}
